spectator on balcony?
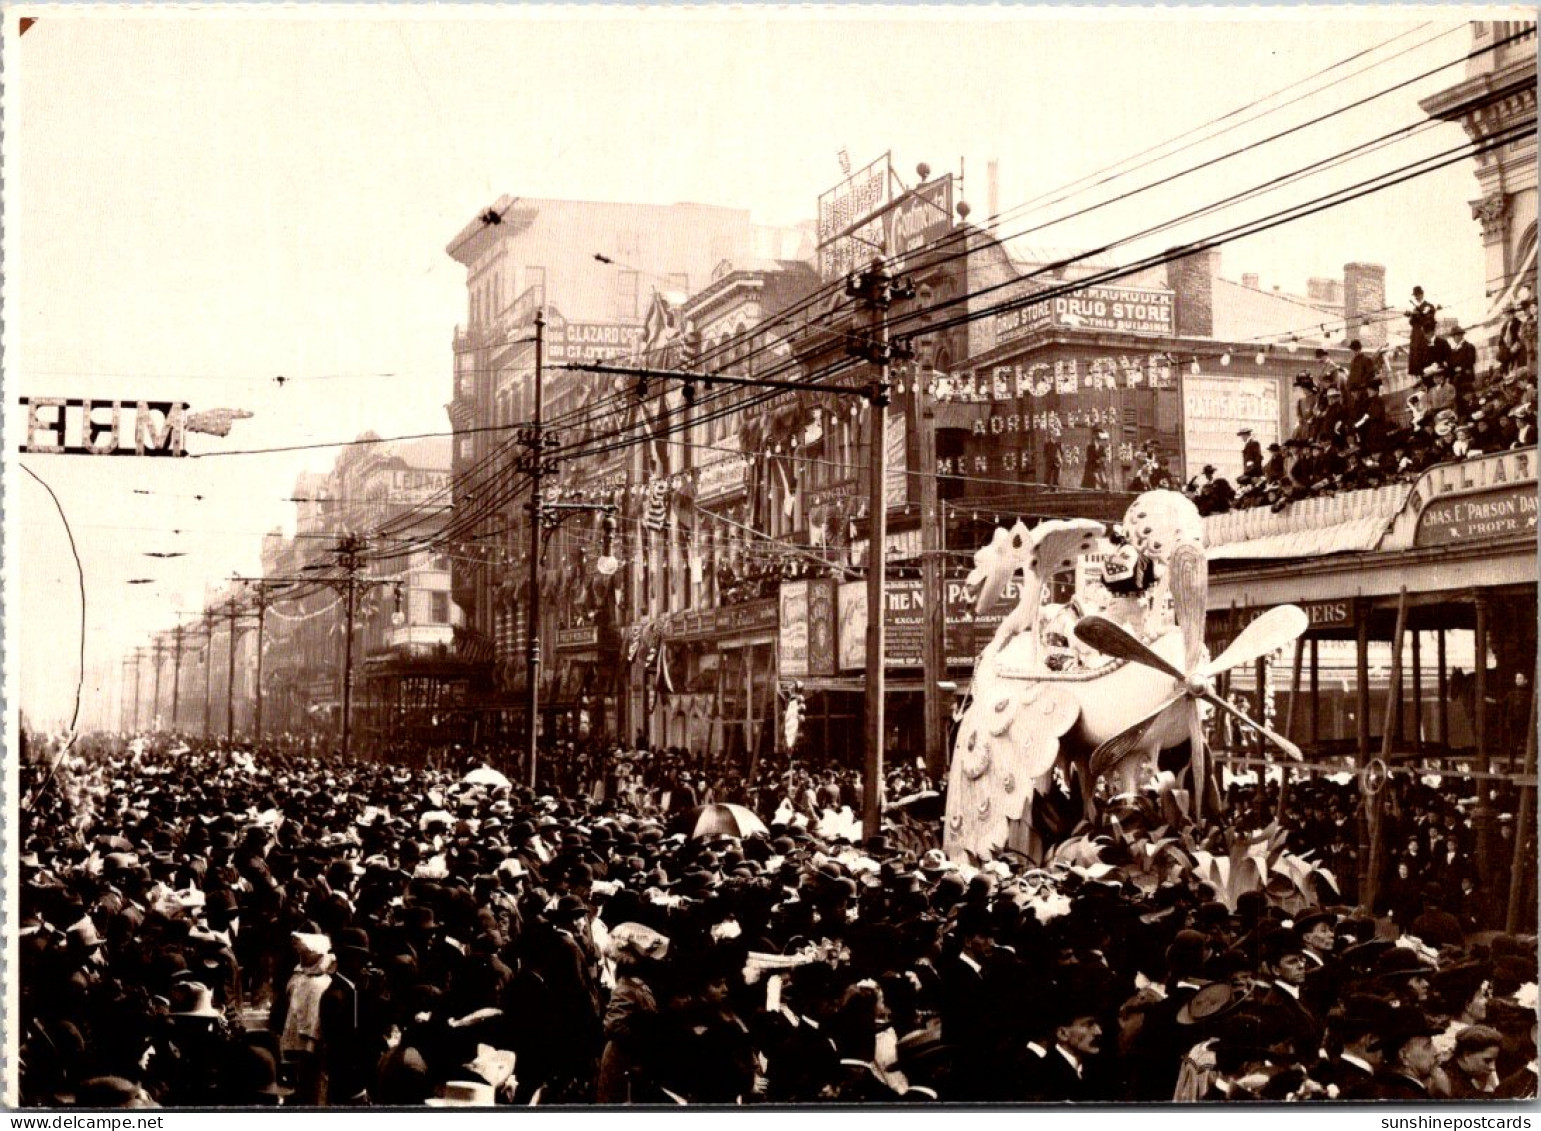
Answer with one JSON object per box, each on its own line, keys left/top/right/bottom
{"left": 1237, "top": 429, "right": 1263, "bottom": 478}
{"left": 1292, "top": 373, "right": 1318, "bottom": 441}
{"left": 1448, "top": 325, "right": 1477, "bottom": 390}
{"left": 1426, "top": 366, "right": 1457, "bottom": 416}
{"left": 1346, "top": 340, "right": 1376, "bottom": 401}
{"left": 1407, "top": 286, "right": 1438, "bottom": 378}
{"left": 1081, "top": 430, "right": 1110, "bottom": 490}
{"left": 1311, "top": 387, "right": 1347, "bottom": 444}
{"left": 1263, "top": 442, "right": 1287, "bottom": 484}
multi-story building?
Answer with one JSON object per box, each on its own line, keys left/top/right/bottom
{"left": 1420, "top": 20, "right": 1538, "bottom": 315}
{"left": 252, "top": 437, "right": 461, "bottom": 752}
{"left": 443, "top": 195, "right": 813, "bottom": 748}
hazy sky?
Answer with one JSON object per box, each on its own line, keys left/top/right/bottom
{"left": 6, "top": 6, "right": 1516, "bottom": 729}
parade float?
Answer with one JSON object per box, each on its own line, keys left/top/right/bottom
{"left": 944, "top": 489, "right": 1309, "bottom": 863}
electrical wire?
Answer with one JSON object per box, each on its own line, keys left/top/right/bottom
{"left": 21, "top": 464, "right": 87, "bottom": 808}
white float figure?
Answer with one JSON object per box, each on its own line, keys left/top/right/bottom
{"left": 943, "top": 490, "right": 1308, "bottom": 864}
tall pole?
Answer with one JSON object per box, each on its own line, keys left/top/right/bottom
{"left": 340, "top": 539, "right": 362, "bottom": 761}
{"left": 916, "top": 363, "right": 947, "bottom": 781}
{"left": 1474, "top": 594, "right": 1492, "bottom": 885}
{"left": 130, "top": 649, "right": 144, "bottom": 732}
{"left": 170, "top": 625, "right": 184, "bottom": 733}
{"left": 253, "top": 584, "right": 268, "bottom": 742}
{"left": 225, "top": 601, "right": 239, "bottom": 743}
{"left": 850, "top": 259, "right": 906, "bottom": 840}
{"left": 151, "top": 638, "right": 165, "bottom": 732}
{"left": 202, "top": 618, "right": 214, "bottom": 738}
{"left": 525, "top": 308, "right": 546, "bottom": 788}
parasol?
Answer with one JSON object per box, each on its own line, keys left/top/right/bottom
{"left": 460, "top": 766, "right": 512, "bottom": 791}
{"left": 688, "top": 803, "right": 768, "bottom": 840}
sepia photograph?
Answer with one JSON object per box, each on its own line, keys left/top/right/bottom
{"left": 5, "top": 4, "right": 1538, "bottom": 1111}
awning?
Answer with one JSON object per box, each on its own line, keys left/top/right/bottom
{"left": 796, "top": 676, "right": 933, "bottom": 693}
{"left": 1205, "top": 482, "right": 1412, "bottom": 561}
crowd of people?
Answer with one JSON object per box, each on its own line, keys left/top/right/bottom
{"left": 15, "top": 729, "right": 1537, "bottom": 1109}
{"left": 1189, "top": 295, "right": 1538, "bottom": 517}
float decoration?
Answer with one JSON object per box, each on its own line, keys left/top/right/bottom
{"left": 944, "top": 490, "right": 1307, "bottom": 865}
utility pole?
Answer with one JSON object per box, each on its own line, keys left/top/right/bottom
{"left": 340, "top": 542, "right": 360, "bottom": 761}
{"left": 522, "top": 309, "right": 548, "bottom": 788}
{"left": 202, "top": 614, "right": 215, "bottom": 738}
{"left": 170, "top": 625, "right": 185, "bottom": 733}
{"left": 131, "top": 647, "right": 147, "bottom": 732}
{"left": 848, "top": 257, "right": 913, "bottom": 839}
{"left": 151, "top": 637, "right": 166, "bottom": 732}
{"left": 914, "top": 360, "right": 947, "bottom": 780}
{"left": 254, "top": 587, "right": 268, "bottom": 742}
{"left": 225, "top": 599, "right": 241, "bottom": 743}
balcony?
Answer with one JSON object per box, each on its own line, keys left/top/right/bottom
{"left": 1204, "top": 482, "right": 1413, "bottom": 561}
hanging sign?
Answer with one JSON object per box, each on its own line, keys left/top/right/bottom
{"left": 21, "top": 398, "right": 190, "bottom": 456}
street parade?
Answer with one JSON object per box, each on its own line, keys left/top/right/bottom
{"left": 8, "top": 8, "right": 1540, "bottom": 1112}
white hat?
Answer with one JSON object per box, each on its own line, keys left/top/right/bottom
{"left": 426, "top": 1080, "right": 497, "bottom": 1107}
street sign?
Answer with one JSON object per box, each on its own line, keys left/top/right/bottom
{"left": 1415, "top": 484, "right": 1539, "bottom": 546}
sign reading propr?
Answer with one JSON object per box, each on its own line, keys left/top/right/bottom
{"left": 1415, "top": 486, "right": 1539, "bottom": 547}
{"left": 21, "top": 398, "right": 188, "bottom": 456}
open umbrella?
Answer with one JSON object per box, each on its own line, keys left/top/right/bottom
{"left": 688, "top": 803, "right": 768, "bottom": 840}
{"left": 460, "top": 766, "right": 512, "bottom": 791}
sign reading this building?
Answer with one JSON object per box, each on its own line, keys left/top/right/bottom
{"left": 996, "top": 285, "right": 1175, "bottom": 344}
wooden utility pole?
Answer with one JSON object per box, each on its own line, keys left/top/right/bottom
{"left": 915, "top": 364, "right": 947, "bottom": 780}
{"left": 225, "top": 599, "right": 241, "bottom": 742}
{"left": 524, "top": 309, "right": 547, "bottom": 788}
{"left": 1364, "top": 587, "right": 1408, "bottom": 915}
{"left": 170, "top": 625, "right": 185, "bottom": 732}
{"left": 151, "top": 637, "right": 166, "bottom": 732}
{"left": 847, "top": 257, "right": 913, "bottom": 839}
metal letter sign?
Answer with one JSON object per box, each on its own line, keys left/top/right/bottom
{"left": 20, "top": 397, "right": 189, "bottom": 456}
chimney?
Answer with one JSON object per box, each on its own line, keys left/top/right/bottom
{"left": 1344, "top": 263, "right": 1388, "bottom": 349}
{"left": 1165, "top": 248, "right": 1218, "bottom": 338}
{"left": 1241, "top": 273, "right": 1259, "bottom": 290}
{"left": 987, "top": 159, "right": 999, "bottom": 220}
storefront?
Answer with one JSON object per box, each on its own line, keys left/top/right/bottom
{"left": 1202, "top": 447, "right": 1537, "bottom": 926}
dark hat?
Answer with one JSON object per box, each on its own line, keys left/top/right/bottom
{"left": 1339, "top": 937, "right": 1395, "bottom": 974}
{"left": 1334, "top": 993, "right": 1396, "bottom": 1041}
{"left": 550, "top": 894, "right": 588, "bottom": 922}
{"left": 1177, "top": 981, "right": 1246, "bottom": 1026}
{"left": 232, "top": 1043, "right": 295, "bottom": 1099}
{"left": 1381, "top": 1006, "right": 1438, "bottom": 1056}
{"left": 1202, "top": 463, "right": 1216, "bottom": 475}
{"left": 73, "top": 1077, "right": 154, "bottom": 1109}
{"left": 1259, "top": 925, "right": 1305, "bottom": 965}
{"left": 1266, "top": 442, "right": 1282, "bottom": 452}
{"left": 1293, "top": 908, "right": 1337, "bottom": 936}
{"left": 1433, "top": 961, "right": 1491, "bottom": 1011}
{"left": 1373, "top": 946, "right": 1432, "bottom": 981}
{"left": 1450, "top": 325, "right": 1465, "bottom": 338}
{"left": 1237, "top": 428, "right": 1254, "bottom": 437}
{"left": 336, "top": 927, "right": 371, "bottom": 956}
{"left": 1349, "top": 339, "right": 1362, "bottom": 351}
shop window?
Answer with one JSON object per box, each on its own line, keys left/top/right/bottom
{"left": 430, "top": 592, "right": 451, "bottom": 625}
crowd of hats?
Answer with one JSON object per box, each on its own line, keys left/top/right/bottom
{"left": 15, "top": 735, "right": 1537, "bottom": 1107}
{"left": 1188, "top": 320, "right": 1537, "bottom": 519}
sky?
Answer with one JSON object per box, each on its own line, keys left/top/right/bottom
{"left": 6, "top": 6, "right": 1521, "bottom": 730}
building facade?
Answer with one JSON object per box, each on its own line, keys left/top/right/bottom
{"left": 1420, "top": 20, "right": 1538, "bottom": 312}
{"left": 443, "top": 195, "right": 814, "bottom": 747}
